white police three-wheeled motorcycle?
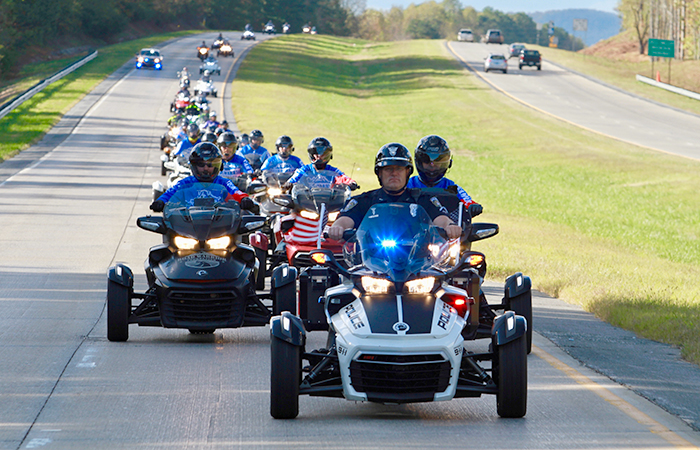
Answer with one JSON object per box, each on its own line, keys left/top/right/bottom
{"left": 269, "top": 202, "right": 529, "bottom": 419}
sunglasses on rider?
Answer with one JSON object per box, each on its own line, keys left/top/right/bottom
{"left": 194, "top": 161, "right": 215, "bottom": 168}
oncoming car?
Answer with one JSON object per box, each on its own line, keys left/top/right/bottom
{"left": 135, "top": 48, "right": 163, "bottom": 70}
{"left": 484, "top": 53, "right": 508, "bottom": 73}
{"left": 457, "top": 29, "right": 474, "bottom": 42}
{"left": 509, "top": 43, "right": 526, "bottom": 58}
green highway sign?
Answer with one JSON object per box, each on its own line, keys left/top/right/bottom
{"left": 648, "top": 38, "right": 675, "bottom": 58}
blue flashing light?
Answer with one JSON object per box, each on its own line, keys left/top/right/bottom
{"left": 155, "top": 64, "right": 162, "bottom": 70}
{"left": 136, "top": 63, "right": 142, "bottom": 69}
{"left": 381, "top": 239, "right": 396, "bottom": 249}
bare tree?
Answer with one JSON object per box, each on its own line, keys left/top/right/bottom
{"left": 620, "top": 0, "right": 650, "bottom": 53}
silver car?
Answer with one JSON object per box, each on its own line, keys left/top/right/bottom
{"left": 457, "top": 29, "right": 474, "bottom": 42}
{"left": 484, "top": 53, "right": 508, "bottom": 73}
{"left": 199, "top": 56, "right": 221, "bottom": 76}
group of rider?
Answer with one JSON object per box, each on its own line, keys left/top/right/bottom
{"left": 152, "top": 131, "right": 482, "bottom": 242}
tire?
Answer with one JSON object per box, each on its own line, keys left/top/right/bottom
{"left": 254, "top": 247, "right": 266, "bottom": 290}
{"left": 273, "top": 280, "right": 297, "bottom": 315}
{"left": 270, "top": 336, "right": 300, "bottom": 419}
{"left": 537, "top": 65, "right": 541, "bottom": 71}
{"left": 495, "top": 335, "right": 527, "bottom": 418}
{"left": 160, "top": 160, "right": 167, "bottom": 176}
{"left": 519, "top": 65, "right": 523, "bottom": 69}
{"left": 485, "top": 68, "right": 489, "bottom": 73}
{"left": 507, "top": 290, "right": 533, "bottom": 354}
{"left": 107, "top": 279, "right": 130, "bottom": 342}
{"left": 503, "top": 69, "right": 507, "bottom": 74}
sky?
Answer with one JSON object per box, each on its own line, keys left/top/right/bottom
{"left": 364, "top": 0, "right": 618, "bottom": 13}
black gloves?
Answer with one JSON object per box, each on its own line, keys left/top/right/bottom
{"left": 240, "top": 196, "right": 259, "bottom": 213}
{"left": 468, "top": 203, "right": 483, "bottom": 217}
{"left": 150, "top": 200, "right": 165, "bottom": 212}
{"left": 349, "top": 181, "right": 360, "bottom": 191}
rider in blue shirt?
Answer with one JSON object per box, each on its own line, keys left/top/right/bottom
{"left": 406, "top": 134, "right": 482, "bottom": 215}
{"left": 172, "top": 123, "right": 202, "bottom": 160}
{"left": 236, "top": 129, "right": 271, "bottom": 170}
{"left": 260, "top": 135, "right": 304, "bottom": 172}
{"left": 284, "top": 137, "right": 357, "bottom": 188}
{"left": 201, "top": 111, "right": 220, "bottom": 132}
{"left": 150, "top": 142, "right": 256, "bottom": 212}
{"left": 217, "top": 132, "right": 253, "bottom": 179}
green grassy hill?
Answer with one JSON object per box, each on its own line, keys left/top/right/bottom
{"left": 232, "top": 35, "right": 700, "bottom": 364}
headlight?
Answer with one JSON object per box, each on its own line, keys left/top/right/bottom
{"left": 173, "top": 236, "right": 198, "bottom": 250}
{"left": 267, "top": 188, "right": 282, "bottom": 197}
{"left": 449, "top": 242, "right": 461, "bottom": 260}
{"left": 405, "top": 277, "right": 436, "bottom": 294}
{"left": 466, "top": 254, "right": 484, "bottom": 266}
{"left": 137, "top": 57, "right": 144, "bottom": 62}
{"left": 361, "top": 276, "right": 392, "bottom": 294}
{"left": 300, "top": 210, "right": 319, "bottom": 220}
{"left": 155, "top": 58, "right": 161, "bottom": 63}
{"left": 206, "top": 236, "right": 231, "bottom": 250}
{"left": 328, "top": 211, "right": 339, "bottom": 222}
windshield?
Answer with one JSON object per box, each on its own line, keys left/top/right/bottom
{"left": 163, "top": 182, "right": 241, "bottom": 241}
{"left": 292, "top": 169, "right": 351, "bottom": 213}
{"left": 262, "top": 162, "right": 297, "bottom": 187}
{"left": 343, "top": 203, "right": 448, "bottom": 282}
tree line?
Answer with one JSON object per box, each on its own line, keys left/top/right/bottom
{"left": 0, "top": 0, "right": 583, "bottom": 81}
{"left": 618, "top": 0, "right": 700, "bottom": 59}
{"left": 0, "top": 0, "right": 353, "bottom": 79}
{"left": 353, "top": 0, "right": 583, "bottom": 50}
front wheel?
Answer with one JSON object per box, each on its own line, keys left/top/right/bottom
{"left": 160, "top": 159, "right": 167, "bottom": 176}
{"left": 270, "top": 337, "right": 300, "bottom": 419}
{"left": 537, "top": 65, "right": 541, "bottom": 71}
{"left": 107, "top": 279, "right": 130, "bottom": 342}
{"left": 495, "top": 335, "right": 527, "bottom": 418}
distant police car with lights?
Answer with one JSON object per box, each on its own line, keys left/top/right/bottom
{"left": 135, "top": 48, "right": 163, "bottom": 70}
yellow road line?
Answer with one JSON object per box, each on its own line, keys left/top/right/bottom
{"left": 532, "top": 345, "right": 699, "bottom": 449}
{"left": 445, "top": 41, "right": 700, "bottom": 163}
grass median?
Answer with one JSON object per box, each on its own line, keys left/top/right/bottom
{"left": 232, "top": 35, "right": 700, "bottom": 364}
{"left": 0, "top": 30, "right": 200, "bottom": 162}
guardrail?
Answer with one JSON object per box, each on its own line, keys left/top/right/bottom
{"left": 636, "top": 74, "right": 700, "bottom": 101}
{"left": 0, "top": 50, "right": 98, "bottom": 121}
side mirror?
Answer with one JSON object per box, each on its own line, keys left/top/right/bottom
{"left": 238, "top": 215, "right": 267, "bottom": 234}
{"left": 467, "top": 223, "right": 499, "bottom": 242}
{"left": 137, "top": 216, "right": 167, "bottom": 234}
{"left": 309, "top": 249, "right": 350, "bottom": 278}
{"left": 272, "top": 194, "right": 293, "bottom": 208}
{"left": 250, "top": 184, "right": 266, "bottom": 194}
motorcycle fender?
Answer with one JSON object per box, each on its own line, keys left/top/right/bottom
{"left": 270, "top": 311, "right": 306, "bottom": 346}
{"left": 271, "top": 263, "right": 298, "bottom": 289}
{"left": 504, "top": 272, "right": 531, "bottom": 299}
{"left": 108, "top": 264, "right": 134, "bottom": 288}
{"left": 492, "top": 310, "right": 527, "bottom": 346}
{"left": 249, "top": 231, "right": 269, "bottom": 251}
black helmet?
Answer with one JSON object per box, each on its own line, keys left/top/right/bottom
{"left": 275, "top": 135, "right": 294, "bottom": 156}
{"left": 218, "top": 131, "right": 237, "bottom": 146}
{"left": 308, "top": 137, "right": 333, "bottom": 168}
{"left": 202, "top": 131, "right": 218, "bottom": 143}
{"left": 414, "top": 134, "right": 451, "bottom": 186}
{"left": 186, "top": 123, "right": 201, "bottom": 142}
{"left": 189, "top": 142, "right": 222, "bottom": 182}
{"left": 250, "top": 129, "right": 264, "bottom": 143}
{"left": 238, "top": 133, "right": 250, "bottom": 146}
{"left": 374, "top": 142, "right": 413, "bottom": 175}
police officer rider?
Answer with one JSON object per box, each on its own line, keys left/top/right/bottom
{"left": 328, "top": 143, "right": 461, "bottom": 241}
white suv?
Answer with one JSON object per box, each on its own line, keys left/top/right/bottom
{"left": 457, "top": 29, "right": 474, "bottom": 42}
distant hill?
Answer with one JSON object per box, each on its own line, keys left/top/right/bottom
{"left": 528, "top": 9, "right": 621, "bottom": 47}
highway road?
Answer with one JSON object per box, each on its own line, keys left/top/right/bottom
{"left": 447, "top": 41, "right": 700, "bottom": 161}
{"left": 1, "top": 34, "right": 700, "bottom": 449}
